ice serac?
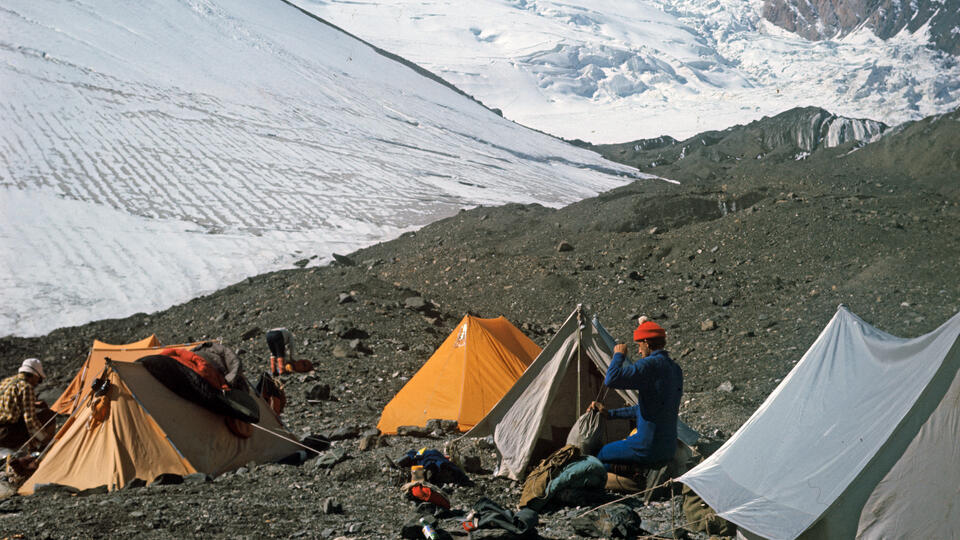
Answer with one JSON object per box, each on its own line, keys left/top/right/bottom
{"left": 792, "top": 108, "right": 887, "bottom": 151}
{"left": 706, "top": 106, "right": 887, "bottom": 153}
{"left": 593, "top": 106, "right": 888, "bottom": 173}
{"left": 763, "top": 0, "right": 960, "bottom": 55}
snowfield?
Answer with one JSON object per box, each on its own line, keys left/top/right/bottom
{"left": 0, "top": 0, "right": 650, "bottom": 336}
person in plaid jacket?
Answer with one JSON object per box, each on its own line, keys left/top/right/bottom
{"left": 0, "top": 358, "right": 49, "bottom": 450}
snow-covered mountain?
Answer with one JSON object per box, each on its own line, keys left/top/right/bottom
{"left": 297, "top": 0, "right": 960, "bottom": 143}
{"left": 0, "top": 0, "right": 649, "bottom": 337}
{"left": 763, "top": 0, "right": 960, "bottom": 55}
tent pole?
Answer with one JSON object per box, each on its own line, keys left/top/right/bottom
{"left": 576, "top": 305, "right": 582, "bottom": 418}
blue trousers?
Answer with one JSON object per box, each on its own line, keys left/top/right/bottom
{"left": 596, "top": 434, "right": 668, "bottom": 471}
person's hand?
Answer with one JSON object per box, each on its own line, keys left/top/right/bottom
{"left": 613, "top": 343, "right": 628, "bottom": 355}
{"left": 588, "top": 401, "right": 607, "bottom": 414}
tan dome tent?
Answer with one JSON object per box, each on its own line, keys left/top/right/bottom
{"left": 377, "top": 315, "right": 541, "bottom": 434}
{"left": 21, "top": 359, "right": 299, "bottom": 495}
{"left": 679, "top": 306, "right": 960, "bottom": 539}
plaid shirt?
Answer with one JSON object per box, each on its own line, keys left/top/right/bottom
{"left": 0, "top": 373, "right": 42, "bottom": 436}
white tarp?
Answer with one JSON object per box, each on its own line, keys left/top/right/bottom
{"left": 679, "top": 305, "right": 960, "bottom": 540}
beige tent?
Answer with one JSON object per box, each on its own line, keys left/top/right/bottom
{"left": 52, "top": 335, "right": 210, "bottom": 415}
{"left": 680, "top": 306, "right": 960, "bottom": 539}
{"left": 461, "top": 305, "right": 637, "bottom": 480}
{"left": 21, "top": 360, "right": 298, "bottom": 494}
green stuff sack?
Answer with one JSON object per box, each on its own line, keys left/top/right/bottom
{"left": 681, "top": 484, "right": 736, "bottom": 536}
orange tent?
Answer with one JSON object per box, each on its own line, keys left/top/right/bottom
{"left": 51, "top": 336, "right": 208, "bottom": 415}
{"left": 377, "top": 315, "right": 541, "bottom": 434}
{"left": 21, "top": 360, "right": 299, "bottom": 494}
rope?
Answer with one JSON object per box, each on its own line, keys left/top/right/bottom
{"left": 671, "top": 484, "right": 677, "bottom": 535}
{"left": 575, "top": 477, "right": 675, "bottom": 518}
{"left": 576, "top": 479, "right": 722, "bottom": 538}
{"left": 593, "top": 385, "right": 608, "bottom": 404}
{"left": 640, "top": 514, "right": 716, "bottom": 539}
{"left": 12, "top": 412, "right": 59, "bottom": 455}
{"left": 577, "top": 479, "right": 718, "bottom": 539}
{"left": 249, "top": 422, "right": 325, "bottom": 456}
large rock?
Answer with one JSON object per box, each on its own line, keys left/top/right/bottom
{"left": 329, "top": 426, "right": 360, "bottom": 440}
{"left": 307, "top": 383, "right": 332, "bottom": 401}
{"left": 396, "top": 425, "right": 433, "bottom": 438}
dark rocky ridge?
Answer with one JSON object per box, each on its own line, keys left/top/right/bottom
{"left": 0, "top": 107, "right": 957, "bottom": 538}
{"left": 762, "top": 0, "right": 960, "bottom": 55}
{"left": 592, "top": 106, "right": 958, "bottom": 194}
{"left": 593, "top": 107, "right": 888, "bottom": 180}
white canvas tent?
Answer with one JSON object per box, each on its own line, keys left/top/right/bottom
{"left": 462, "top": 305, "right": 634, "bottom": 479}
{"left": 679, "top": 305, "right": 960, "bottom": 540}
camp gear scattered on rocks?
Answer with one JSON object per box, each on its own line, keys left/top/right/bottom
{"left": 158, "top": 348, "right": 228, "bottom": 390}
{"left": 192, "top": 341, "right": 243, "bottom": 387}
{"left": 140, "top": 355, "right": 260, "bottom": 423}
{"left": 401, "top": 480, "right": 450, "bottom": 509}
{"left": 378, "top": 315, "right": 540, "bottom": 434}
{"left": 519, "top": 444, "right": 582, "bottom": 509}
{"left": 301, "top": 434, "right": 331, "bottom": 453}
{"left": 291, "top": 359, "right": 313, "bottom": 373}
{"left": 461, "top": 497, "right": 538, "bottom": 538}
{"left": 4, "top": 450, "right": 40, "bottom": 487}
{"left": 544, "top": 455, "right": 607, "bottom": 503}
{"left": 681, "top": 484, "right": 735, "bottom": 536}
{"left": 256, "top": 373, "right": 286, "bottom": 416}
{"left": 400, "top": 513, "right": 453, "bottom": 540}
{"left": 570, "top": 502, "right": 644, "bottom": 538}
{"left": 398, "top": 449, "right": 470, "bottom": 485}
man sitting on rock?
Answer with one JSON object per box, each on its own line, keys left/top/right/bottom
{"left": 589, "top": 317, "right": 682, "bottom": 472}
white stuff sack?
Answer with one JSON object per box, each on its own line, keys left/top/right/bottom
{"left": 566, "top": 409, "right": 605, "bottom": 456}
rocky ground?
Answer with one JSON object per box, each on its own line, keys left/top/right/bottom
{"left": 0, "top": 110, "right": 958, "bottom": 538}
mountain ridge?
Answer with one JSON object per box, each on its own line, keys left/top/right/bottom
{"left": 763, "top": 0, "right": 960, "bottom": 55}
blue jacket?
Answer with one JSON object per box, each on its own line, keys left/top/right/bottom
{"left": 604, "top": 349, "right": 682, "bottom": 462}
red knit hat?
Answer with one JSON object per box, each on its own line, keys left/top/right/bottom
{"left": 633, "top": 319, "right": 666, "bottom": 341}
